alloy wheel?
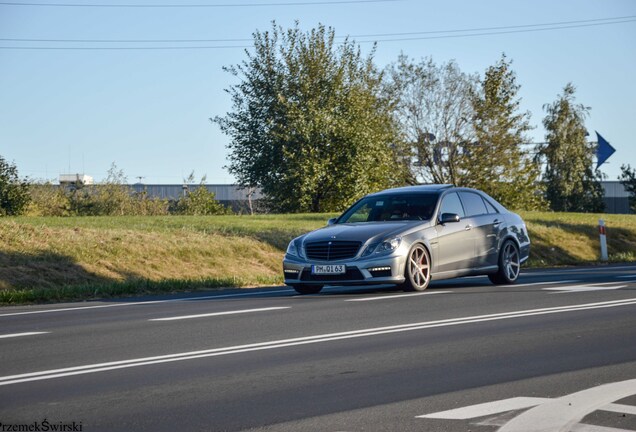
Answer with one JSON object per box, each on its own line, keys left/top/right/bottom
{"left": 406, "top": 244, "right": 430, "bottom": 291}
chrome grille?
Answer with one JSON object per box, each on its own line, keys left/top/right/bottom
{"left": 305, "top": 241, "right": 361, "bottom": 261}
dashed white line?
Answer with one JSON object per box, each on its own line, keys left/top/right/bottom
{"left": 544, "top": 282, "right": 628, "bottom": 293}
{"left": 150, "top": 307, "right": 290, "bottom": 321}
{"left": 0, "top": 332, "right": 49, "bottom": 339}
{"left": 512, "top": 280, "right": 581, "bottom": 288}
{"left": 346, "top": 291, "right": 451, "bottom": 302}
{"left": 0, "top": 289, "right": 294, "bottom": 317}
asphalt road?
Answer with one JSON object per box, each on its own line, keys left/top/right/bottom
{"left": 1, "top": 264, "right": 635, "bottom": 431}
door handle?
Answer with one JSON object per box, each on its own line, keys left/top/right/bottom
{"left": 465, "top": 224, "right": 473, "bottom": 231}
{"left": 493, "top": 219, "right": 501, "bottom": 226}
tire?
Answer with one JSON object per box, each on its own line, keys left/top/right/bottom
{"left": 488, "top": 240, "right": 521, "bottom": 285}
{"left": 292, "top": 285, "right": 323, "bottom": 295}
{"left": 402, "top": 244, "right": 431, "bottom": 292}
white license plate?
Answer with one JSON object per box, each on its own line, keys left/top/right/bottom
{"left": 311, "top": 264, "right": 346, "bottom": 275}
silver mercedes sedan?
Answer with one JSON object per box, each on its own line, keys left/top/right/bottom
{"left": 283, "top": 184, "right": 530, "bottom": 294}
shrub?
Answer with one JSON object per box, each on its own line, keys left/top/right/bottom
{"left": 0, "top": 156, "right": 30, "bottom": 216}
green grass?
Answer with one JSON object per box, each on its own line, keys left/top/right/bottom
{"left": 1, "top": 212, "right": 634, "bottom": 304}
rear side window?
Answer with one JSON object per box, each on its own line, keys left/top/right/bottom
{"left": 483, "top": 198, "right": 499, "bottom": 214}
{"left": 459, "top": 192, "right": 488, "bottom": 217}
{"left": 439, "top": 192, "right": 465, "bottom": 218}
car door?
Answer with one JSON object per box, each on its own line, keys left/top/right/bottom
{"left": 434, "top": 192, "right": 473, "bottom": 273}
{"left": 458, "top": 191, "right": 500, "bottom": 268}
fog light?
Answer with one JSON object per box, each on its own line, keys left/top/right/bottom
{"left": 368, "top": 266, "right": 391, "bottom": 272}
{"left": 368, "top": 266, "right": 392, "bottom": 278}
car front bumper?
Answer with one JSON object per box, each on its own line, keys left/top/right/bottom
{"left": 283, "top": 253, "right": 407, "bottom": 287}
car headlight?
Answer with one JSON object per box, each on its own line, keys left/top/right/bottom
{"left": 362, "top": 237, "right": 401, "bottom": 257}
{"left": 286, "top": 240, "right": 298, "bottom": 257}
{"left": 286, "top": 240, "right": 305, "bottom": 258}
{"left": 378, "top": 237, "right": 401, "bottom": 253}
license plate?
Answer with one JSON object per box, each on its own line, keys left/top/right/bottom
{"left": 311, "top": 264, "right": 346, "bottom": 275}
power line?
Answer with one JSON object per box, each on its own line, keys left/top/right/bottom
{"left": 2, "top": 15, "right": 634, "bottom": 44}
{"left": 350, "top": 15, "right": 636, "bottom": 38}
{"left": 355, "top": 18, "right": 636, "bottom": 44}
{"left": 0, "top": 0, "right": 400, "bottom": 7}
{"left": 1, "top": 16, "right": 634, "bottom": 50}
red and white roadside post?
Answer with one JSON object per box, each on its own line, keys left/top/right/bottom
{"left": 599, "top": 219, "right": 608, "bottom": 261}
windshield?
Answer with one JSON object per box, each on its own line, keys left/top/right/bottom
{"left": 338, "top": 193, "right": 439, "bottom": 223}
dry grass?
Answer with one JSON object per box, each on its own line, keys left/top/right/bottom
{"left": 520, "top": 212, "right": 636, "bottom": 266}
{"left": 1, "top": 212, "right": 634, "bottom": 304}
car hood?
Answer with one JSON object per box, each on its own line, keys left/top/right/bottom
{"left": 300, "top": 221, "right": 426, "bottom": 245}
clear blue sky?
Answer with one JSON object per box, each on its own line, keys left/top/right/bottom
{"left": 1, "top": 0, "right": 634, "bottom": 185}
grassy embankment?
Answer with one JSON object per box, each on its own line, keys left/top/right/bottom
{"left": 1, "top": 212, "right": 635, "bottom": 304}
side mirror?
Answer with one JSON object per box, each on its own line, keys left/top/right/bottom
{"left": 327, "top": 217, "right": 337, "bottom": 226}
{"left": 439, "top": 213, "right": 460, "bottom": 224}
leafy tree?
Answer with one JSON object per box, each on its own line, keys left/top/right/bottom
{"left": 619, "top": 164, "right": 636, "bottom": 213}
{"left": 0, "top": 155, "right": 30, "bottom": 216}
{"left": 537, "top": 83, "right": 604, "bottom": 212}
{"left": 214, "top": 22, "right": 399, "bottom": 213}
{"left": 465, "top": 55, "right": 546, "bottom": 210}
{"left": 384, "top": 54, "right": 477, "bottom": 185}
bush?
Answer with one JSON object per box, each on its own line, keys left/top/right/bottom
{"left": 27, "top": 163, "right": 171, "bottom": 217}
{"left": 174, "top": 183, "right": 229, "bottom": 215}
{"left": 0, "top": 156, "right": 30, "bottom": 216}
{"left": 27, "top": 182, "right": 72, "bottom": 216}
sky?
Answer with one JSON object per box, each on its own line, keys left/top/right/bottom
{"left": 1, "top": 0, "right": 635, "bottom": 185}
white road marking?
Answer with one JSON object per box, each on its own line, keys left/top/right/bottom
{"left": 0, "top": 332, "right": 49, "bottom": 339}
{"left": 544, "top": 283, "right": 628, "bottom": 293}
{"left": 1, "top": 298, "right": 635, "bottom": 387}
{"left": 510, "top": 280, "right": 581, "bottom": 288}
{"left": 419, "top": 397, "right": 636, "bottom": 421}
{"left": 417, "top": 397, "right": 549, "bottom": 419}
{"left": 603, "top": 403, "right": 636, "bottom": 416}
{"left": 346, "top": 291, "right": 451, "bottom": 302}
{"left": 0, "top": 289, "right": 294, "bottom": 317}
{"left": 571, "top": 424, "right": 635, "bottom": 432}
{"left": 499, "top": 378, "right": 636, "bottom": 432}
{"left": 149, "top": 307, "right": 290, "bottom": 321}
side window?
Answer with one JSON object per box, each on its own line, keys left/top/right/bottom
{"left": 483, "top": 198, "right": 499, "bottom": 214}
{"left": 459, "top": 192, "right": 488, "bottom": 217}
{"left": 439, "top": 192, "right": 465, "bottom": 218}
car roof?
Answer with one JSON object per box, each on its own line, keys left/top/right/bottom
{"left": 369, "top": 184, "right": 454, "bottom": 196}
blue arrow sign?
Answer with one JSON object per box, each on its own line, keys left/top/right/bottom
{"left": 596, "top": 132, "right": 616, "bottom": 169}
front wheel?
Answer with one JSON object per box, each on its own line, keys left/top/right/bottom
{"left": 291, "top": 285, "right": 323, "bottom": 295}
{"left": 488, "top": 240, "right": 520, "bottom": 285}
{"left": 402, "top": 244, "right": 431, "bottom": 292}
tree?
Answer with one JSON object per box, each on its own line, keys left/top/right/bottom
{"left": 214, "top": 22, "right": 399, "bottom": 213}
{"left": 384, "top": 54, "right": 477, "bottom": 185}
{"left": 465, "top": 55, "right": 546, "bottom": 210}
{"left": 619, "top": 164, "right": 636, "bottom": 213}
{"left": 0, "top": 155, "right": 30, "bottom": 216}
{"left": 538, "top": 83, "right": 604, "bottom": 212}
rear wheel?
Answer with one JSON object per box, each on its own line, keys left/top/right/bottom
{"left": 402, "top": 244, "right": 431, "bottom": 292}
{"left": 488, "top": 240, "right": 520, "bottom": 285}
{"left": 292, "top": 285, "right": 323, "bottom": 295}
